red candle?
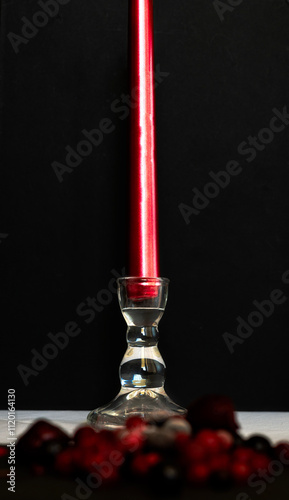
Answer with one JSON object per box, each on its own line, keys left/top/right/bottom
{"left": 129, "top": 0, "right": 160, "bottom": 278}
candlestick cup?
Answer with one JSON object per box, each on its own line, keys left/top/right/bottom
{"left": 87, "top": 277, "right": 186, "bottom": 429}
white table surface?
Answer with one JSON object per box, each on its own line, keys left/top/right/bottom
{"left": 0, "top": 411, "right": 288, "bottom": 444}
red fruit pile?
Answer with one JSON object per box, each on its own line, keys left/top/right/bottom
{"left": 11, "top": 396, "right": 289, "bottom": 493}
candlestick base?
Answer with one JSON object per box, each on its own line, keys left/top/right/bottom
{"left": 87, "top": 277, "right": 186, "bottom": 429}
{"left": 87, "top": 388, "right": 185, "bottom": 430}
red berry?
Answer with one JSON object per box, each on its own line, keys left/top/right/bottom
{"left": 251, "top": 453, "right": 270, "bottom": 471}
{"left": 17, "top": 420, "right": 69, "bottom": 464}
{"left": 126, "top": 416, "right": 146, "bottom": 430}
{"left": 230, "top": 461, "right": 252, "bottom": 483}
{"left": 18, "top": 420, "right": 68, "bottom": 452}
{"left": 131, "top": 452, "right": 161, "bottom": 476}
{"left": 0, "top": 447, "right": 8, "bottom": 458}
{"left": 233, "top": 447, "right": 255, "bottom": 463}
{"left": 185, "top": 441, "right": 207, "bottom": 462}
{"left": 187, "top": 462, "right": 210, "bottom": 484}
{"left": 187, "top": 395, "right": 239, "bottom": 433}
{"left": 54, "top": 447, "right": 82, "bottom": 475}
{"left": 119, "top": 430, "right": 144, "bottom": 454}
{"left": 195, "top": 430, "right": 222, "bottom": 455}
{"left": 209, "top": 454, "right": 230, "bottom": 472}
{"left": 175, "top": 432, "right": 191, "bottom": 449}
{"left": 81, "top": 450, "right": 107, "bottom": 473}
{"left": 216, "top": 430, "right": 234, "bottom": 451}
{"left": 275, "top": 442, "right": 289, "bottom": 465}
{"left": 74, "top": 427, "right": 99, "bottom": 449}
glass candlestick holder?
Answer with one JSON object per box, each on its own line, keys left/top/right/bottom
{"left": 87, "top": 277, "right": 186, "bottom": 429}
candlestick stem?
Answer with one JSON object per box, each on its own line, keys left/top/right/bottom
{"left": 87, "top": 278, "right": 186, "bottom": 429}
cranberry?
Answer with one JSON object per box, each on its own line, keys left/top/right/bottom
{"left": 54, "top": 447, "right": 82, "bottom": 475}
{"left": 126, "top": 416, "right": 146, "bottom": 430}
{"left": 81, "top": 450, "right": 108, "bottom": 473}
{"left": 187, "top": 395, "right": 239, "bottom": 433}
{"left": 251, "top": 453, "right": 270, "bottom": 471}
{"left": 245, "top": 435, "right": 272, "bottom": 455}
{"left": 187, "top": 462, "right": 210, "bottom": 484}
{"left": 0, "top": 446, "right": 8, "bottom": 458}
{"left": 233, "top": 447, "right": 255, "bottom": 463}
{"left": 17, "top": 420, "right": 69, "bottom": 464}
{"left": 209, "top": 453, "right": 230, "bottom": 472}
{"left": 131, "top": 452, "right": 162, "bottom": 476}
{"left": 195, "top": 430, "right": 222, "bottom": 455}
{"left": 185, "top": 441, "right": 207, "bottom": 462}
{"left": 74, "top": 426, "right": 99, "bottom": 449}
{"left": 174, "top": 432, "right": 191, "bottom": 450}
{"left": 230, "top": 461, "right": 252, "bottom": 483}
{"left": 119, "top": 430, "right": 144, "bottom": 454}
{"left": 216, "top": 430, "right": 234, "bottom": 451}
{"left": 275, "top": 442, "right": 289, "bottom": 465}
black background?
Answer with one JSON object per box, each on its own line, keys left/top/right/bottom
{"left": 1, "top": 0, "right": 289, "bottom": 411}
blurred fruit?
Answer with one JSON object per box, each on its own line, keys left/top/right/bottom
{"left": 185, "top": 441, "right": 207, "bottom": 462}
{"left": 230, "top": 461, "right": 252, "bottom": 483}
{"left": 251, "top": 453, "right": 270, "bottom": 471}
{"left": 150, "top": 462, "right": 183, "bottom": 494}
{"left": 275, "top": 442, "right": 289, "bottom": 465}
{"left": 209, "top": 453, "right": 230, "bottom": 472}
{"left": 187, "top": 462, "right": 210, "bottom": 484}
{"left": 246, "top": 435, "right": 272, "bottom": 455}
{"left": 54, "top": 447, "right": 82, "bottom": 475}
{"left": 233, "top": 447, "right": 255, "bottom": 463}
{"left": 74, "top": 426, "right": 99, "bottom": 449}
{"left": 131, "top": 452, "right": 162, "bottom": 476}
{"left": 163, "top": 417, "right": 192, "bottom": 435}
{"left": 216, "top": 430, "right": 234, "bottom": 451}
{"left": 126, "top": 416, "right": 146, "bottom": 430}
{"left": 17, "top": 420, "right": 69, "bottom": 464}
{"left": 195, "top": 430, "right": 222, "bottom": 455}
{"left": 0, "top": 447, "right": 8, "bottom": 458}
{"left": 187, "top": 395, "right": 239, "bottom": 433}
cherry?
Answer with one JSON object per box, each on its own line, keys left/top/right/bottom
{"left": 187, "top": 395, "right": 239, "bottom": 433}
